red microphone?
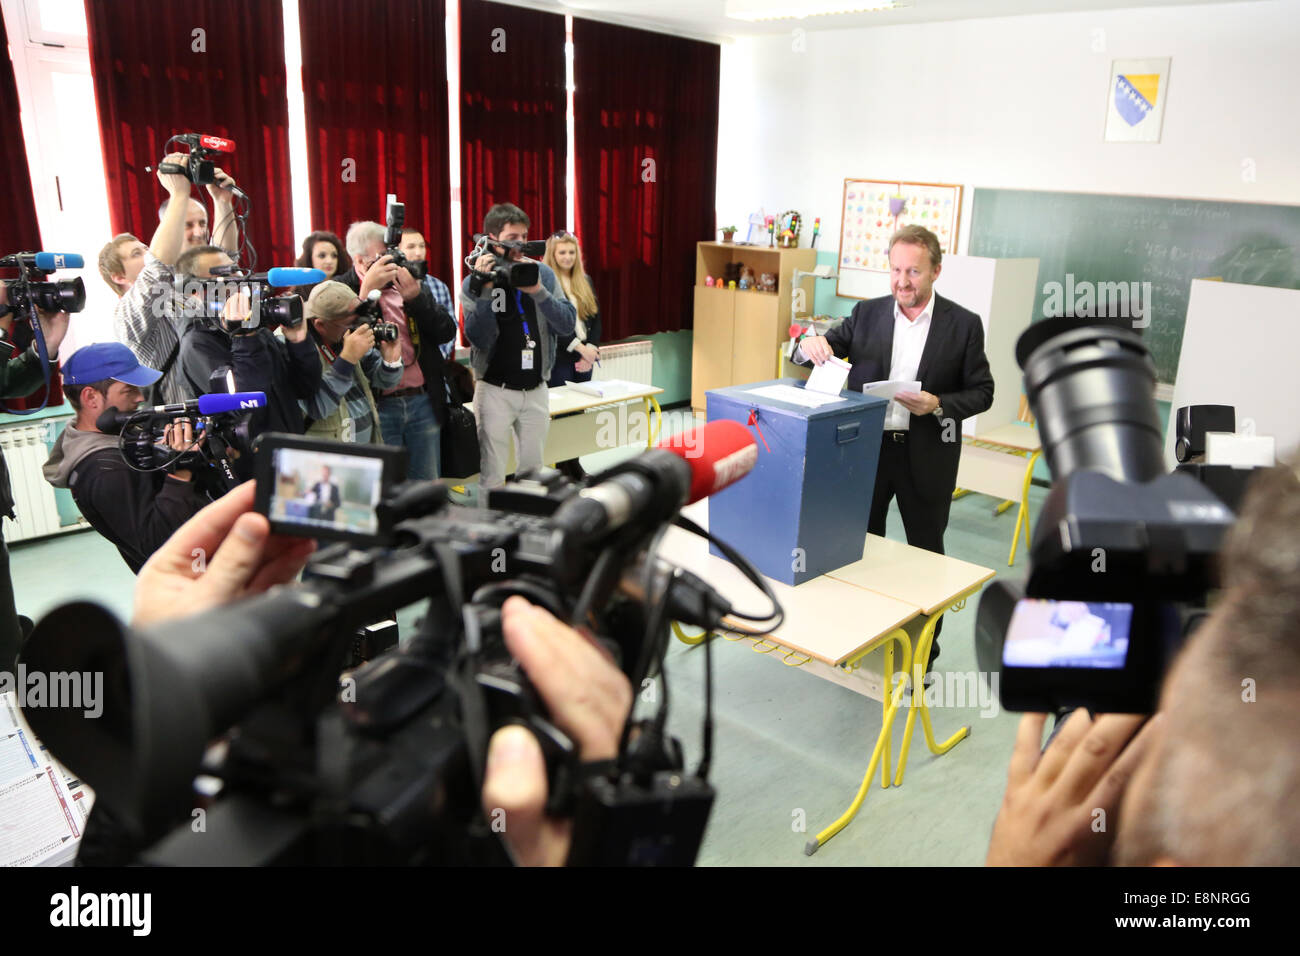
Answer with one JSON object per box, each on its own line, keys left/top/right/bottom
{"left": 198, "top": 134, "right": 236, "bottom": 153}
{"left": 656, "top": 419, "right": 758, "bottom": 504}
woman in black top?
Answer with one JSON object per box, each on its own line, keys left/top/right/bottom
{"left": 544, "top": 231, "right": 601, "bottom": 387}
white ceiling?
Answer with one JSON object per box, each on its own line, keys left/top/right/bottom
{"left": 494, "top": 0, "right": 1263, "bottom": 42}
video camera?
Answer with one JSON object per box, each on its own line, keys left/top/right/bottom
{"left": 146, "top": 133, "right": 237, "bottom": 189}
{"left": 20, "top": 421, "right": 777, "bottom": 866}
{"left": 353, "top": 289, "right": 399, "bottom": 343}
{"left": 177, "top": 266, "right": 324, "bottom": 333}
{"left": 0, "top": 251, "right": 86, "bottom": 318}
{"left": 94, "top": 390, "right": 268, "bottom": 495}
{"left": 464, "top": 234, "right": 546, "bottom": 297}
{"left": 975, "top": 319, "right": 1240, "bottom": 714}
{"left": 383, "top": 195, "right": 427, "bottom": 281}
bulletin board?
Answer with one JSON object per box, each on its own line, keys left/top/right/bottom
{"left": 836, "top": 179, "right": 963, "bottom": 300}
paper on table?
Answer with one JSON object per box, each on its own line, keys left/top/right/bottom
{"left": 862, "top": 380, "right": 922, "bottom": 401}
{"left": 566, "top": 379, "right": 632, "bottom": 397}
{"left": 805, "top": 356, "right": 851, "bottom": 396}
{"left": 747, "top": 383, "right": 847, "bottom": 408}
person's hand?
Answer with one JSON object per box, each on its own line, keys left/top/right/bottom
{"left": 340, "top": 324, "right": 375, "bottom": 363}
{"left": 36, "top": 309, "right": 70, "bottom": 354}
{"left": 132, "top": 481, "right": 316, "bottom": 630}
{"left": 480, "top": 597, "right": 633, "bottom": 866}
{"left": 576, "top": 343, "right": 599, "bottom": 364}
{"left": 161, "top": 418, "right": 200, "bottom": 483}
{"left": 358, "top": 255, "right": 401, "bottom": 299}
{"left": 574, "top": 358, "right": 593, "bottom": 374}
{"left": 392, "top": 263, "right": 420, "bottom": 302}
{"left": 157, "top": 151, "right": 191, "bottom": 197}
{"left": 378, "top": 332, "right": 402, "bottom": 364}
{"left": 472, "top": 253, "right": 497, "bottom": 287}
{"left": 986, "top": 709, "right": 1163, "bottom": 866}
{"left": 221, "top": 290, "right": 252, "bottom": 332}
{"left": 281, "top": 315, "right": 309, "bottom": 344}
{"left": 894, "top": 390, "right": 940, "bottom": 415}
{"left": 800, "top": 334, "right": 834, "bottom": 365}
{"left": 206, "top": 167, "right": 238, "bottom": 206}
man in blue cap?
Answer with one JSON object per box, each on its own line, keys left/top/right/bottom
{"left": 43, "top": 343, "right": 210, "bottom": 574}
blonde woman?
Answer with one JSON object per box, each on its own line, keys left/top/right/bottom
{"left": 543, "top": 231, "right": 602, "bottom": 388}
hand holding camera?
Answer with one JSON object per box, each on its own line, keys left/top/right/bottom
{"left": 156, "top": 151, "right": 192, "bottom": 198}
{"left": 340, "top": 324, "right": 375, "bottom": 364}
{"left": 358, "top": 254, "right": 402, "bottom": 299}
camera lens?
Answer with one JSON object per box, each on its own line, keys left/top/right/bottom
{"left": 1017, "top": 318, "right": 1165, "bottom": 484}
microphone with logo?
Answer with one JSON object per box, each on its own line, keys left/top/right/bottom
{"left": 96, "top": 391, "right": 267, "bottom": 490}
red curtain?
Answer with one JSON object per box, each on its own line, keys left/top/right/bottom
{"left": 85, "top": 0, "right": 295, "bottom": 267}
{"left": 299, "top": 0, "right": 452, "bottom": 283}
{"left": 0, "top": 12, "right": 60, "bottom": 410}
{"left": 574, "top": 20, "right": 719, "bottom": 341}
{"left": 459, "top": 0, "right": 566, "bottom": 243}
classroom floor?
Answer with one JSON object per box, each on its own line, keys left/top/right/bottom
{"left": 8, "top": 406, "right": 1046, "bottom": 867}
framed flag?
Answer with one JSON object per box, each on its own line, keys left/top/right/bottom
{"left": 1104, "top": 58, "right": 1171, "bottom": 144}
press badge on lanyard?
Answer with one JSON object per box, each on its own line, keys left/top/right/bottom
{"left": 519, "top": 292, "right": 536, "bottom": 370}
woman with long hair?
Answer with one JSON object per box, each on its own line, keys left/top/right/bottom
{"left": 294, "top": 230, "right": 351, "bottom": 298}
{"left": 543, "top": 231, "right": 601, "bottom": 388}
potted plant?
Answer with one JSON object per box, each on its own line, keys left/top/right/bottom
{"left": 720, "top": 226, "right": 737, "bottom": 243}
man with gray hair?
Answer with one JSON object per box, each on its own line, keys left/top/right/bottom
{"left": 334, "top": 221, "right": 456, "bottom": 480}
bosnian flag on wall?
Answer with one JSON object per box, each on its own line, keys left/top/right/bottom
{"left": 1114, "top": 73, "right": 1159, "bottom": 127}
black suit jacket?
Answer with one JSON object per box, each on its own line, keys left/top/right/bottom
{"left": 814, "top": 293, "right": 994, "bottom": 503}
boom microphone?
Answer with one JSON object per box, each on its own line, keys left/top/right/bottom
{"left": 0, "top": 252, "right": 84, "bottom": 271}
{"left": 266, "top": 267, "right": 325, "bottom": 287}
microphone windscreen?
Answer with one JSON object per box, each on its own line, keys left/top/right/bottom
{"left": 196, "top": 391, "right": 267, "bottom": 415}
{"left": 33, "top": 252, "right": 85, "bottom": 271}
{"left": 657, "top": 419, "right": 758, "bottom": 504}
{"left": 266, "top": 267, "right": 325, "bottom": 287}
{"left": 199, "top": 134, "right": 236, "bottom": 152}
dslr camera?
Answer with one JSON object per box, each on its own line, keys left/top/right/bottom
{"left": 383, "top": 195, "right": 427, "bottom": 281}
{"left": 975, "top": 319, "right": 1241, "bottom": 714}
{"left": 464, "top": 233, "right": 546, "bottom": 297}
{"left": 1, "top": 251, "right": 87, "bottom": 317}
{"left": 354, "top": 290, "right": 399, "bottom": 343}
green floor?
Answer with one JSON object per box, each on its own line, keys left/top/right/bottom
{"left": 8, "top": 407, "right": 1046, "bottom": 866}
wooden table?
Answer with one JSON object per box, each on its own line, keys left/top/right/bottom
{"left": 463, "top": 383, "right": 664, "bottom": 479}
{"left": 954, "top": 422, "right": 1042, "bottom": 566}
{"left": 665, "top": 502, "right": 995, "bottom": 853}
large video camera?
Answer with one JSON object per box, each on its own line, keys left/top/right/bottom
{"left": 464, "top": 233, "right": 547, "bottom": 297}
{"left": 353, "top": 289, "right": 399, "bottom": 343}
{"left": 1, "top": 251, "right": 86, "bottom": 318}
{"left": 146, "top": 132, "right": 236, "bottom": 188}
{"left": 975, "top": 319, "right": 1239, "bottom": 714}
{"left": 383, "top": 195, "right": 427, "bottom": 281}
{"left": 20, "top": 422, "right": 776, "bottom": 866}
{"left": 177, "top": 266, "right": 324, "bottom": 333}
{"left": 95, "top": 390, "right": 268, "bottom": 495}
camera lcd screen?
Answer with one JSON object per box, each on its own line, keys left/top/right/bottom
{"left": 267, "top": 446, "right": 386, "bottom": 538}
{"left": 1003, "top": 599, "right": 1133, "bottom": 670}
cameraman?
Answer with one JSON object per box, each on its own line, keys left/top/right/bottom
{"left": 336, "top": 222, "right": 456, "bottom": 480}
{"left": 986, "top": 459, "right": 1300, "bottom": 866}
{"left": 300, "top": 281, "right": 403, "bottom": 443}
{"left": 41, "top": 343, "right": 208, "bottom": 574}
{"left": 175, "top": 245, "right": 321, "bottom": 461}
{"left": 110, "top": 153, "right": 242, "bottom": 404}
{"left": 0, "top": 285, "right": 68, "bottom": 675}
{"left": 459, "top": 203, "right": 576, "bottom": 491}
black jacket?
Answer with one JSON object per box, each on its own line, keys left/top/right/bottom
{"left": 0, "top": 343, "right": 60, "bottom": 521}
{"left": 337, "top": 269, "right": 458, "bottom": 424}
{"left": 812, "top": 293, "right": 994, "bottom": 503}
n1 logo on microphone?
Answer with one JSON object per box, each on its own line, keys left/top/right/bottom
{"left": 240, "top": 399, "right": 258, "bottom": 408}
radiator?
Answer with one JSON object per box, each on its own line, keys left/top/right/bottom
{"left": 591, "top": 340, "right": 654, "bottom": 386}
{"left": 1, "top": 422, "right": 66, "bottom": 543}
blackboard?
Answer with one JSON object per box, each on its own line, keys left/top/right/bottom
{"left": 969, "top": 188, "right": 1300, "bottom": 383}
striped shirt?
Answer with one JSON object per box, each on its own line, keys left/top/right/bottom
{"left": 113, "top": 251, "right": 195, "bottom": 404}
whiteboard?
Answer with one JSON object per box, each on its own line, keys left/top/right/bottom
{"left": 1165, "top": 279, "right": 1300, "bottom": 469}
{"left": 836, "top": 178, "right": 963, "bottom": 300}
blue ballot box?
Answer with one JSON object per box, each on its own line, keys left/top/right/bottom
{"left": 706, "top": 378, "right": 887, "bottom": 586}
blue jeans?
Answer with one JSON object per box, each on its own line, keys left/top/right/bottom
{"left": 377, "top": 392, "right": 441, "bottom": 481}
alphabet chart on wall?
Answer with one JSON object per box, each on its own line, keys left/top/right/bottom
{"left": 836, "top": 179, "right": 963, "bottom": 299}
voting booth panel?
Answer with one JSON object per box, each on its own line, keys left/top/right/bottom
{"left": 706, "top": 379, "right": 887, "bottom": 585}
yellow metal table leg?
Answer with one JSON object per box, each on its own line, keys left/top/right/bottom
{"left": 994, "top": 500, "right": 1013, "bottom": 515}
{"left": 1008, "top": 448, "right": 1041, "bottom": 566}
{"left": 893, "top": 611, "right": 971, "bottom": 787}
{"left": 643, "top": 396, "right": 663, "bottom": 448}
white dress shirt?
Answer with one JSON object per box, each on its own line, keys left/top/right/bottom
{"left": 884, "top": 293, "right": 934, "bottom": 431}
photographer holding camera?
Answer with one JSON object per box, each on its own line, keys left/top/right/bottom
{"left": 0, "top": 283, "right": 68, "bottom": 674}
{"left": 41, "top": 343, "right": 209, "bottom": 574}
{"left": 299, "top": 281, "right": 403, "bottom": 443}
{"left": 459, "top": 203, "right": 576, "bottom": 491}
{"left": 111, "top": 152, "right": 242, "bottom": 404}
{"left": 175, "top": 245, "right": 320, "bottom": 464}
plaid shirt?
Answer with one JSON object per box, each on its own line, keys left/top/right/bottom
{"left": 113, "top": 251, "right": 195, "bottom": 404}
{"left": 424, "top": 273, "right": 457, "bottom": 359}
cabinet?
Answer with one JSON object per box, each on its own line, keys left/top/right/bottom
{"left": 690, "top": 242, "right": 816, "bottom": 413}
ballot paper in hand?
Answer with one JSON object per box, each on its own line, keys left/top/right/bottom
{"left": 805, "top": 356, "right": 851, "bottom": 396}
{"left": 862, "top": 380, "right": 923, "bottom": 402}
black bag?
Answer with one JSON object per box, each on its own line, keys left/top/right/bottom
{"left": 440, "top": 402, "right": 481, "bottom": 480}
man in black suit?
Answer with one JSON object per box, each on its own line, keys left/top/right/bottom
{"left": 798, "top": 225, "right": 993, "bottom": 664}
{"left": 307, "top": 465, "right": 342, "bottom": 523}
